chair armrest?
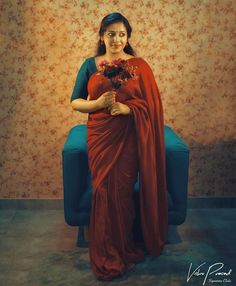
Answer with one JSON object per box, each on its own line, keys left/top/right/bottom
{"left": 62, "top": 124, "right": 89, "bottom": 225}
{"left": 164, "top": 125, "right": 190, "bottom": 225}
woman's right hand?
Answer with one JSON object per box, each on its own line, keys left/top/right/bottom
{"left": 96, "top": 90, "right": 116, "bottom": 110}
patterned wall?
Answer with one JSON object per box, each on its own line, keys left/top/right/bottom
{"left": 0, "top": 0, "right": 235, "bottom": 198}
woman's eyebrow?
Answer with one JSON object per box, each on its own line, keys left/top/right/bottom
{"left": 107, "top": 30, "right": 126, "bottom": 33}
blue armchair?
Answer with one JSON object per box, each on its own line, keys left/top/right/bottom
{"left": 62, "top": 124, "right": 189, "bottom": 246}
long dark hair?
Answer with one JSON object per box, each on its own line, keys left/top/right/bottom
{"left": 94, "top": 12, "right": 136, "bottom": 57}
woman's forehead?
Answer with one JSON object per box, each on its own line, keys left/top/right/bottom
{"left": 106, "top": 22, "right": 126, "bottom": 31}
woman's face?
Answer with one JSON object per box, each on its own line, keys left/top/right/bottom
{"left": 101, "top": 22, "right": 128, "bottom": 55}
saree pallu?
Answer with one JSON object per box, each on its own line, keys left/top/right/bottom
{"left": 87, "top": 57, "right": 168, "bottom": 281}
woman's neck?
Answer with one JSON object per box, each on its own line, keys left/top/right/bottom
{"left": 102, "top": 52, "right": 129, "bottom": 62}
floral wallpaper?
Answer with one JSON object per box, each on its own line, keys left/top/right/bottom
{"left": 0, "top": 0, "right": 235, "bottom": 198}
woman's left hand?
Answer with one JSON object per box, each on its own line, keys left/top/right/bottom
{"left": 109, "top": 102, "right": 131, "bottom": 116}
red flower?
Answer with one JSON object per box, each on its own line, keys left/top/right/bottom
{"left": 98, "top": 58, "right": 138, "bottom": 89}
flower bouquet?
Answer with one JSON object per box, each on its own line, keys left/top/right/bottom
{"left": 98, "top": 58, "right": 138, "bottom": 89}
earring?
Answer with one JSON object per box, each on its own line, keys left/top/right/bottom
{"left": 100, "top": 39, "right": 104, "bottom": 45}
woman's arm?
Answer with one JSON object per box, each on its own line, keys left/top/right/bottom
{"left": 70, "top": 91, "right": 116, "bottom": 113}
{"left": 70, "top": 98, "right": 100, "bottom": 113}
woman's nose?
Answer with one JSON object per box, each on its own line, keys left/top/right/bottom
{"left": 113, "top": 33, "right": 121, "bottom": 42}
{"left": 113, "top": 36, "right": 118, "bottom": 42}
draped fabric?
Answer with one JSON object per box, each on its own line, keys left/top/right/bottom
{"left": 86, "top": 57, "right": 168, "bottom": 281}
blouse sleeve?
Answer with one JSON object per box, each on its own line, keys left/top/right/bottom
{"left": 70, "top": 59, "right": 89, "bottom": 102}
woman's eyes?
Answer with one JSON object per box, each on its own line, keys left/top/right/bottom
{"left": 108, "top": 33, "right": 126, "bottom": 37}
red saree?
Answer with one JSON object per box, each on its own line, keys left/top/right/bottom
{"left": 87, "top": 57, "right": 168, "bottom": 281}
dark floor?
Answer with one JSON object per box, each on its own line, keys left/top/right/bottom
{"left": 0, "top": 208, "right": 235, "bottom": 286}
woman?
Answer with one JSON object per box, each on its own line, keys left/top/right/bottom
{"left": 70, "top": 12, "right": 168, "bottom": 281}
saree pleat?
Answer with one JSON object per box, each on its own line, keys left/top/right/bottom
{"left": 87, "top": 114, "right": 145, "bottom": 281}
{"left": 86, "top": 57, "right": 168, "bottom": 281}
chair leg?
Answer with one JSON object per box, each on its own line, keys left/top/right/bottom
{"left": 166, "top": 225, "right": 182, "bottom": 244}
{"left": 76, "top": 226, "right": 89, "bottom": 248}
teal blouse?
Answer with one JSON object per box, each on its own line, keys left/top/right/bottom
{"left": 70, "top": 57, "right": 97, "bottom": 102}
